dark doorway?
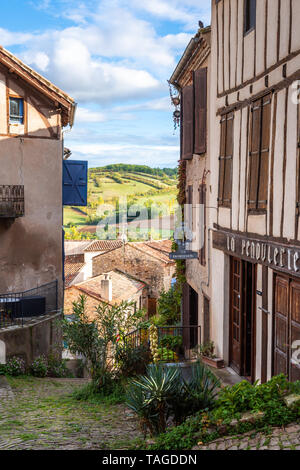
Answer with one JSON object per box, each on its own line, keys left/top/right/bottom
{"left": 230, "top": 257, "right": 256, "bottom": 381}
{"left": 203, "top": 296, "right": 210, "bottom": 344}
{"left": 182, "top": 283, "right": 199, "bottom": 350}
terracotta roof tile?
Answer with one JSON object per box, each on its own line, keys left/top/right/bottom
{"left": 84, "top": 240, "right": 123, "bottom": 252}
{"left": 74, "top": 270, "right": 146, "bottom": 304}
{"left": 65, "top": 262, "right": 85, "bottom": 287}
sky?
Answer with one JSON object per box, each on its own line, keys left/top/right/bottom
{"left": 0, "top": 0, "right": 211, "bottom": 169}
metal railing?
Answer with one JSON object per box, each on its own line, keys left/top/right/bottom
{"left": 0, "top": 185, "right": 24, "bottom": 218}
{"left": 0, "top": 280, "right": 58, "bottom": 328}
{"left": 125, "top": 325, "right": 201, "bottom": 363}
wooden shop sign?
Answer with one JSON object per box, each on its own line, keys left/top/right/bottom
{"left": 213, "top": 229, "right": 300, "bottom": 277}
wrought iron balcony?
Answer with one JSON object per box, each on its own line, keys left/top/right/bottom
{"left": 0, "top": 185, "right": 24, "bottom": 218}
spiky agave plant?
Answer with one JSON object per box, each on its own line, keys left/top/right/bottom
{"left": 170, "top": 361, "right": 220, "bottom": 425}
{"left": 126, "top": 364, "right": 180, "bottom": 436}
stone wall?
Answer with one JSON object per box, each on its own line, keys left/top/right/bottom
{"left": 64, "top": 286, "right": 148, "bottom": 320}
{"left": 92, "top": 245, "right": 175, "bottom": 298}
{"left": 0, "top": 312, "right": 62, "bottom": 366}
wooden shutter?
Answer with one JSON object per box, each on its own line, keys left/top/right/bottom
{"left": 63, "top": 160, "right": 88, "bottom": 206}
{"left": 230, "top": 257, "right": 243, "bottom": 375}
{"left": 182, "top": 85, "right": 194, "bottom": 160}
{"left": 194, "top": 68, "right": 207, "bottom": 155}
{"left": 199, "top": 183, "right": 206, "bottom": 266}
{"left": 218, "top": 116, "right": 226, "bottom": 205}
{"left": 223, "top": 113, "right": 234, "bottom": 205}
{"left": 297, "top": 100, "right": 300, "bottom": 217}
{"left": 218, "top": 112, "right": 233, "bottom": 207}
{"left": 187, "top": 185, "right": 193, "bottom": 235}
{"left": 290, "top": 280, "right": 300, "bottom": 382}
{"left": 274, "top": 276, "right": 289, "bottom": 377}
{"left": 248, "top": 94, "right": 271, "bottom": 212}
{"left": 248, "top": 99, "right": 261, "bottom": 211}
{"left": 258, "top": 94, "right": 271, "bottom": 210}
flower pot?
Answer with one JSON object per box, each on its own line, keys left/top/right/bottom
{"left": 201, "top": 356, "right": 225, "bottom": 369}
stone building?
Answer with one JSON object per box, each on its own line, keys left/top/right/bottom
{"left": 92, "top": 240, "right": 175, "bottom": 316}
{"left": 0, "top": 45, "right": 76, "bottom": 364}
{"left": 64, "top": 270, "right": 147, "bottom": 320}
{"left": 0, "top": 45, "right": 76, "bottom": 303}
{"left": 169, "top": 25, "right": 212, "bottom": 347}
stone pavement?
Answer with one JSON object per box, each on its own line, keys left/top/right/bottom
{"left": 0, "top": 376, "right": 14, "bottom": 401}
{"left": 193, "top": 423, "right": 300, "bottom": 450}
{"left": 0, "top": 377, "right": 142, "bottom": 450}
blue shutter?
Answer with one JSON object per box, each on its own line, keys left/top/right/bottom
{"left": 63, "top": 160, "right": 88, "bottom": 206}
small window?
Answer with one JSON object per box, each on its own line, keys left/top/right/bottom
{"left": 9, "top": 97, "right": 24, "bottom": 124}
{"left": 244, "top": 0, "right": 256, "bottom": 35}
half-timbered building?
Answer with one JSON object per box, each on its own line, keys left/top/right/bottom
{"left": 172, "top": 0, "right": 300, "bottom": 382}
{"left": 211, "top": 0, "right": 300, "bottom": 382}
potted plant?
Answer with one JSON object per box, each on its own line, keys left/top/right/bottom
{"left": 198, "top": 341, "right": 224, "bottom": 369}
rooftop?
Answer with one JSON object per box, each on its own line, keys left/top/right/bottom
{"left": 65, "top": 261, "right": 85, "bottom": 288}
{"left": 0, "top": 45, "right": 76, "bottom": 127}
{"left": 70, "top": 270, "right": 146, "bottom": 305}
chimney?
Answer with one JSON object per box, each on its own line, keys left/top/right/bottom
{"left": 101, "top": 274, "right": 112, "bottom": 302}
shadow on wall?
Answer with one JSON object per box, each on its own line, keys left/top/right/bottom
{"left": 0, "top": 129, "right": 63, "bottom": 297}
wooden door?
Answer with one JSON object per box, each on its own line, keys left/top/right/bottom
{"left": 274, "top": 276, "right": 289, "bottom": 376}
{"left": 289, "top": 281, "right": 300, "bottom": 382}
{"left": 230, "top": 258, "right": 243, "bottom": 374}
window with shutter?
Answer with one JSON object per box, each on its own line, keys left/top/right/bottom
{"left": 182, "top": 85, "right": 194, "bottom": 160}
{"left": 194, "top": 68, "right": 207, "bottom": 155}
{"left": 218, "top": 112, "right": 234, "bottom": 207}
{"left": 248, "top": 93, "right": 271, "bottom": 213}
{"left": 199, "top": 183, "right": 206, "bottom": 266}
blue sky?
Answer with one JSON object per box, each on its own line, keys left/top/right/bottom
{"left": 0, "top": 0, "right": 211, "bottom": 168}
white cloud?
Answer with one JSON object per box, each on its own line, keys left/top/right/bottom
{"left": 67, "top": 142, "right": 180, "bottom": 168}
{"left": 76, "top": 107, "right": 107, "bottom": 123}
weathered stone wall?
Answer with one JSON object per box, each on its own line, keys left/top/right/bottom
{"left": 92, "top": 245, "right": 175, "bottom": 298}
{"left": 64, "top": 286, "right": 148, "bottom": 320}
{"left": 0, "top": 312, "right": 62, "bottom": 366}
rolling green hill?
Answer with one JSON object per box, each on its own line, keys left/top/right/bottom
{"left": 64, "top": 164, "right": 178, "bottom": 240}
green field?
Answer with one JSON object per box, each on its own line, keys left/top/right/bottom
{"left": 64, "top": 164, "right": 178, "bottom": 240}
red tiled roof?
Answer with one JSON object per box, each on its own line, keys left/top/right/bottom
{"left": 129, "top": 240, "right": 174, "bottom": 264}
{"left": 74, "top": 270, "right": 146, "bottom": 304}
{"left": 84, "top": 240, "right": 123, "bottom": 252}
{"left": 65, "top": 262, "right": 85, "bottom": 287}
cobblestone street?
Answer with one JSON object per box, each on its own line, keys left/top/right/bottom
{"left": 193, "top": 424, "right": 300, "bottom": 451}
{"left": 0, "top": 377, "right": 142, "bottom": 450}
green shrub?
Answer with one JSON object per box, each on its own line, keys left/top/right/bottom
{"left": 126, "top": 364, "right": 180, "bottom": 436}
{"left": 156, "top": 287, "right": 181, "bottom": 326}
{"left": 47, "top": 353, "right": 72, "bottom": 378}
{"left": 126, "top": 362, "right": 219, "bottom": 437}
{"left": 160, "top": 335, "right": 183, "bottom": 351}
{"left": 73, "top": 380, "right": 126, "bottom": 405}
{"left": 147, "top": 374, "right": 300, "bottom": 450}
{"left": 31, "top": 356, "right": 48, "bottom": 378}
{"left": 169, "top": 362, "right": 220, "bottom": 425}
{"left": 4, "top": 357, "right": 26, "bottom": 376}
{"left": 115, "top": 343, "right": 151, "bottom": 377}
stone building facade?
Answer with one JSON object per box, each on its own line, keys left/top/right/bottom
{"left": 0, "top": 45, "right": 76, "bottom": 307}
{"left": 92, "top": 241, "right": 175, "bottom": 315}
{"left": 169, "top": 26, "right": 212, "bottom": 345}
